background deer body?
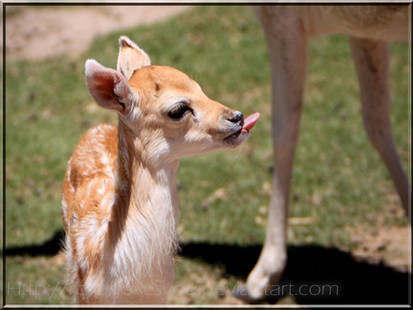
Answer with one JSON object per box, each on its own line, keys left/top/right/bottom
{"left": 235, "top": 5, "right": 410, "bottom": 302}
{"left": 62, "top": 36, "right": 259, "bottom": 304}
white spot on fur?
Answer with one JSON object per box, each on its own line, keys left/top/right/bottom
{"left": 97, "top": 183, "right": 106, "bottom": 196}
{"left": 86, "top": 181, "right": 94, "bottom": 197}
{"left": 61, "top": 197, "right": 68, "bottom": 219}
{"left": 104, "top": 167, "right": 114, "bottom": 179}
{"left": 101, "top": 154, "right": 110, "bottom": 166}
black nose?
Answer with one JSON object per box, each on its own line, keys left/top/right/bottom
{"left": 227, "top": 111, "right": 244, "bottom": 125}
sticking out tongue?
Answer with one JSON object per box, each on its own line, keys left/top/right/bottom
{"left": 242, "top": 112, "right": 260, "bottom": 133}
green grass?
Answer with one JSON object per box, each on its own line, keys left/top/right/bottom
{"left": 5, "top": 6, "right": 410, "bottom": 305}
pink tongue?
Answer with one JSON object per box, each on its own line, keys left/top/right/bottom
{"left": 242, "top": 112, "right": 260, "bottom": 132}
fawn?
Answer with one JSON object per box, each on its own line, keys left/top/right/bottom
{"left": 61, "top": 36, "right": 260, "bottom": 304}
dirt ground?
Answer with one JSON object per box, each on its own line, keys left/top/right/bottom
{"left": 4, "top": 6, "right": 189, "bottom": 60}
{"left": 347, "top": 191, "right": 411, "bottom": 273}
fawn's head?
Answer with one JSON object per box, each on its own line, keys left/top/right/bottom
{"left": 85, "top": 36, "right": 259, "bottom": 163}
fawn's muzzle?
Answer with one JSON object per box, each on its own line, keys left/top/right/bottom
{"left": 227, "top": 111, "right": 244, "bottom": 127}
{"left": 223, "top": 112, "right": 260, "bottom": 146}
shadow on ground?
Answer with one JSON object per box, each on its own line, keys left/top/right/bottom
{"left": 4, "top": 230, "right": 65, "bottom": 257}
{"left": 4, "top": 230, "right": 410, "bottom": 304}
{"left": 180, "top": 241, "right": 410, "bottom": 305}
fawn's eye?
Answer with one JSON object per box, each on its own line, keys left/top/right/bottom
{"left": 168, "top": 102, "right": 193, "bottom": 120}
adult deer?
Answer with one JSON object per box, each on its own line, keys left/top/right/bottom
{"left": 62, "top": 36, "right": 260, "bottom": 304}
{"left": 234, "top": 5, "right": 410, "bottom": 302}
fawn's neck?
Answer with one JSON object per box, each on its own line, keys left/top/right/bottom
{"left": 116, "top": 118, "right": 180, "bottom": 227}
{"left": 106, "top": 119, "right": 179, "bottom": 285}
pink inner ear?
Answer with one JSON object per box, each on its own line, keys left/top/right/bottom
{"left": 86, "top": 60, "right": 125, "bottom": 113}
{"left": 92, "top": 72, "right": 117, "bottom": 101}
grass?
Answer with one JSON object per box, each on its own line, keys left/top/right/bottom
{"left": 5, "top": 6, "right": 410, "bottom": 305}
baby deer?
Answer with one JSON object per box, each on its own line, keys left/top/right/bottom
{"left": 61, "top": 36, "right": 260, "bottom": 304}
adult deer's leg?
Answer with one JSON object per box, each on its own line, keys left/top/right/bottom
{"left": 234, "top": 7, "right": 308, "bottom": 301}
{"left": 350, "top": 37, "right": 410, "bottom": 219}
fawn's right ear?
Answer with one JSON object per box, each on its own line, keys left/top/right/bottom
{"left": 85, "top": 59, "right": 135, "bottom": 114}
{"left": 117, "top": 36, "right": 151, "bottom": 80}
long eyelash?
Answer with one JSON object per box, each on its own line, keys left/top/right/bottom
{"left": 168, "top": 103, "right": 193, "bottom": 120}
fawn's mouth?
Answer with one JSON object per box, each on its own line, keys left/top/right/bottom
{"left": 224, "top": 112, "right": 260, "bottom": 146}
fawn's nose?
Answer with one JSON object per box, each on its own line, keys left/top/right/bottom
{"left": 227, "top": 111, "right": 244, "bottom": 126}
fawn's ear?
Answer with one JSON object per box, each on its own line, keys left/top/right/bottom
{"left": 85, "top": 59, "right": 135, "bottom": 114}
{"left": 117, "top": 36, "right": 151, "bottom": 80}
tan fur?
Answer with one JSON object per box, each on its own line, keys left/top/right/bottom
{"left": 235, "top": 5, "right": 411, "bottom": 302}
{"left": 63, "top": 36, "right": 251, "bottom": 304}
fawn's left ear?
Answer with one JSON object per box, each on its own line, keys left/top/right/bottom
{"left": 117, "top": 36, "right": 151, "bottom": 80}
{"left": 85, "top": 59, "right": 135, "bottom": 114}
